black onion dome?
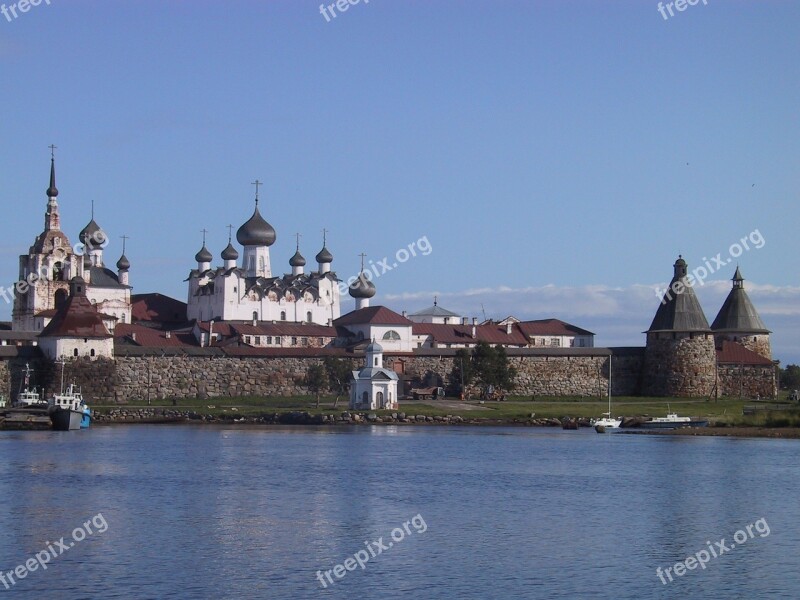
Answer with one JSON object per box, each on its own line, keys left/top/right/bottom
{"left": 290, "top": 249, "right": 306, "bottom": 267}
{"left": 221, "top": 242, "right": 239, "bottom": 261}
{"left": 195, "top": 245, "right": 213, "bottom": 263}
{"left": 349, "top": 273, "right": 376, "bottom": 298}
{"left": 315, "top": 246, "right": 333, "bottom": 263}
{"left": 47, "top": 158, "right": 58, "bottom": 197}
{"left": 79, "top": 219, "right": 107, "bottom": 249}
{"left": 237, "top": 206, "right": 276, "bottom": 247}
{"left": 116, "top": 254, "right": 130, "bottom": 270}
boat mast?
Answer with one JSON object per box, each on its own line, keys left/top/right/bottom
{"left": 608, "top": 354, "right": 613, "bottom": 416}
{"left": 56, "top": 357, "right": 66, "bottom": 395}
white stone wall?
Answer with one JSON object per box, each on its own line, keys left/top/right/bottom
{"left": 346, "top": 323, "right": 413, "bottom": 352}
{"left": 40, "top": 336, "right": 114, "bottom": 360}
{"left": 187, "top": 269, "right": 341, "bottom": 325}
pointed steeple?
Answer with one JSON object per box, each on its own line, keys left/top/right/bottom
{"left": 44, "top": 146, "right": 61, "bottom": 232}
{"left": 47, "top": 154, "right": 58, "bottom": 198}
{"left": 711, "top": 267, "right": 769, "bottom": 333}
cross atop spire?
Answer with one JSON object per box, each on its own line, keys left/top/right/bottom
{"left": 251, "top": 179, "right": 262, "bottom": 204}
{"left": 434, "top": 295, "right": 438, "bottom": 306}
{"left": 226, "top": 224, "right": 233, "bottom": 243}
{"left": 121, "top": 234, "right": 129, "bottom": 254}
{"left": 322, "top": 228, "right": 328, "bottom": 246}
{"left": 359, "top": 252, "right": 367, "bottom": 272}
{"left": 48, "top": 144, "right": 57, "bottom": 159}
{"left": 295, "top": 232, "right": 302, "bottom": 250}
{"left": 201, "top": 228, "right": 208, "bottom": 245}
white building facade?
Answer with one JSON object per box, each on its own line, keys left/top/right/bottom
{"left": 187, "top": 195, "right": 341, "bottom": 325}
{"left": 349, "top": 341, "right": 399, "bottom": 410}
{"left": 13, "top": 156, "right": 132, "bottom": 332}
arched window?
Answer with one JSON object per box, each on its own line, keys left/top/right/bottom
{"left": 73, "top": 348, "right": 78, "bottom": 357}
{"left": 376, "top": 391, "right": 384, "bottom": 406}
{"left": 252, "top": 311, "right": 258, "bottom": 322}
{"left": 90, "top": 349, "right": 96, "bottom": 357}
{"left": 361, "top": 391, "right": 369, "bottom": 405}
{"left": 306, "top": 311, "right": 312, "bottom": 323}
{"left": 383, "top": 330, "right": 401, "bottom": 341}
{"left": 54, "top": 289, "right": 68, "bottom": 309}
{"left": 53, "top": 261, "right": 64, "bottom": 281}
{"left": 120, "top": 314, "right": 126, "bottom": 324}
{"left": 280, "top": 311, "right": 286, "bottom": 321}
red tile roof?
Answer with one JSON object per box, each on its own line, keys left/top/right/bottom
{"left": 221, "top": 346, "right": 350, "bottom": 357}
{"left": 231, "top": 323, "right": 337, "bottom": 337}
{"left": 716, "top": 341, "right": 773, "bottom": 366}
{"left": 39, "top": 294, "right": 112, "bottom": 338}
{"left": 132, "top": 293, "right": 188, "bottom": 324}
{"left": 412, "top": 323, "right": 529, "bottom": 346}
{"left": 194, "top": 321, "right": 234, "bottom": 336}
{"left": 115, "top": 323, "right": 196, "bottom": 347}
{"left": 334, "top": 306, "right": 413, "bottom": 327}
{"left": 517, "top": 319, "right": 594, "bottom": 337}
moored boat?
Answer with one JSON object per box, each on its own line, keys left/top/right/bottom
{"left": 639, "top": 413, "right": 708, "bottom": 429}
{"left": 47, "top": 360, "right": 91, "bottom": 431}
{"left": 49, "top": 384, "right": 91, "bottom": 431}
{"left": 0, "top": 364, "right": 52, "bottom": 430}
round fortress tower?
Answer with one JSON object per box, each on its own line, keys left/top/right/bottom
{"left": 711, "top": 267, "right": 771, "bottom": 360}
{"left": 643, "top": 256, "right": 717, "bottom": 397}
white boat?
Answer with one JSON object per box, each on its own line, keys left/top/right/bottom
{"left": 594, "top": 413, "right": 622, "bottom": 431}
{"left": 640, "top": 412, "right": 708, "bottom": 430}
{"left": 14, "top": 364, "right": 46, "bottom": 408}
{"left": 595, "top": 355, "right": 622, "bottom": 432}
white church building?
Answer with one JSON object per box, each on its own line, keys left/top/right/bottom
{"left": 186, "top": 186, "right": 341, "bottom": 325}
{"left": 13, "top": 154, "right": 132, "bottom": 333}
{"left": 349, "top": 340, "right": 399, "bottom": 410}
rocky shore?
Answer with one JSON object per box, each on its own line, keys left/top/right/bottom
{"left": 93, "top": 408, "right": 583, "bottom": 427}
{"left": 90, "top": 409, "right": 800, "bottom": 439}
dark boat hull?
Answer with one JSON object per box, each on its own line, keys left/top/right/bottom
{"left": 1, "top": 408, "right": 52, "bottom": 430}
{"left": 50, "top": 408, "right": 83, "bottom": 431}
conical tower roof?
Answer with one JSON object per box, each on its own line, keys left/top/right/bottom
{"left": 711, "top": 267, "right": 769, "bottom": 333}
{"left": 647, "top": 256, "right": 711, "bottom": 333}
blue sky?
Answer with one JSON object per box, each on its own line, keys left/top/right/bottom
{"left": 1, "top": 1, "right": 798, "bottom": 361}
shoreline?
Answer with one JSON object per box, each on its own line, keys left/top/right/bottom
{"left": 89, "top": 408, "right": 800, "bottom": 439}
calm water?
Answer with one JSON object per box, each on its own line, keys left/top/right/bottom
{"left": 0, "top": 425, "right": 798, "bottom": 599}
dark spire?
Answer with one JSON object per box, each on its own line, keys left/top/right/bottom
{"left": 116, "top": 235, "right": 130, "bottom": 270}
{"left": 290, "top": 233, "right": 306, "bottom": 267}
{"left": 46, "top": 144, "right": 58, "bottom": 198}
{"left": 315, "top": 229, "right": 333, "bottom": 263}
{"left": 195, "top": 229, "right": 212, "bottom": 263}
{"left": 221, "top": 225, "right": 239, "bottom": 261}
